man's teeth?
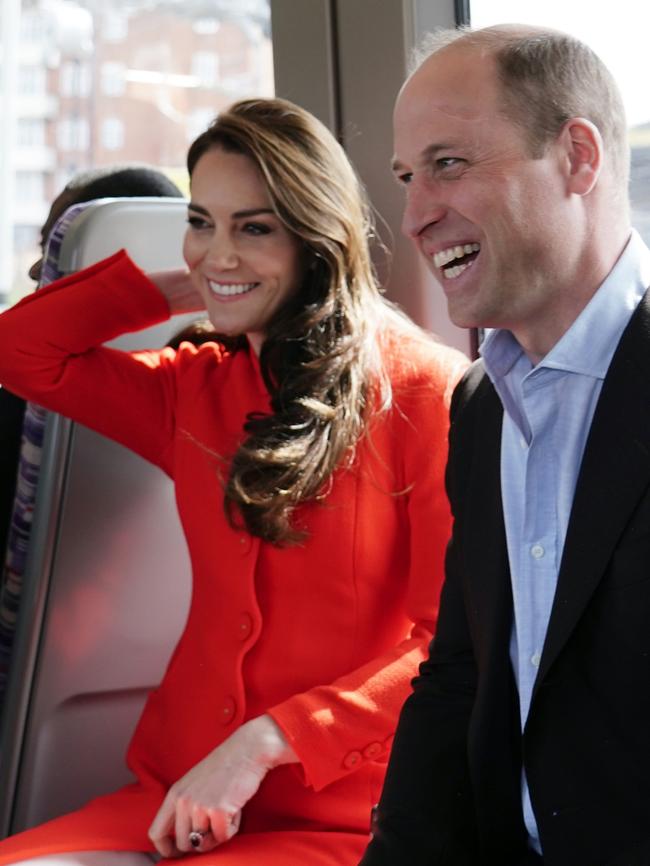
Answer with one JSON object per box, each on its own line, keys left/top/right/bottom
{"left": 208, "top": 281, "right": 257, "bottom": 297}
{"left": 443, "top": 263, "right": 472, "bottom": 280}
{"left": 433, "top": 243, "right": 481, "bottom": 279}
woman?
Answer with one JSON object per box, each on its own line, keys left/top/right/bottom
{"left": 0, "top": 98, "right": 467, "bottom": 865}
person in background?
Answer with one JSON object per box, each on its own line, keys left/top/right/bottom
{"left": 0, "top": 98, "right": 467, "bottom": 866}
{"left": 361, "top": 24, "right": 650, "bottom": 866}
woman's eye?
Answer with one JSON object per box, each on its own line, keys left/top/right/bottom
{"left": 397, "top": 172, "right": 413, "bottom": 186}
{"left": 243, "top": 222, "right": 271, "bottom": 236}
{"left": 186, "top": 215, "right": 210, "bottom": 230}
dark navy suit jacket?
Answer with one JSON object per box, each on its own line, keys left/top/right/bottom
{"left": 361, "top": 291, "right": 650, "bottom": 866}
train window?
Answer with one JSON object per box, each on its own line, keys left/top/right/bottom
{"left": 469, "top": 0, "right": 650, "bottom": 246}
{"left": 0, "top": 0, "right": 273, "bottom": 307}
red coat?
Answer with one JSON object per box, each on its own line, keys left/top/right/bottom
{"left": 0, "top": 251, "right": 468, "bottom": 865}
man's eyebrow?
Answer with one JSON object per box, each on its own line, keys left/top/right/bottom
{"left": 422, "top": 142, "right": 455, "bottom": 160}
{"left": 187, "top": 202, "right": 275, "bottom": 219}
{"left": 391, "top": 142, "right": 456, "bottom": 174}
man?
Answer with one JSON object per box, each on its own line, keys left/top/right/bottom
{"left": 360, "top": 24, "right": 650, "bottom": 866}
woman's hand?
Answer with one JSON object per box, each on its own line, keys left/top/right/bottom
{"left": 149, "top": 268, "right": 205, "bottom": 315}
{"left": 148, "top": 714, "right": 298, "bottom": 858}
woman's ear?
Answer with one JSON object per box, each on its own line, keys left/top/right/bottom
{"left": 561, "top": 117, "right": 603, "bottom": 196}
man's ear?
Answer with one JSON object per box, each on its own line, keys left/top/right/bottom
{"left": 561, "top": 117, "right": 603, "bottom": 195}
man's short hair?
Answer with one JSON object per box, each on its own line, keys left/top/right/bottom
{"left": 414, "top": 25, "right": 629, "bottom": 187}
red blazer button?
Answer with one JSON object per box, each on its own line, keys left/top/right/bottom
{"left": 342, "top": 750, "right": 362, "bottom": 769}
{"left": 363, "top": 742, "right": 383, "bottom": 759}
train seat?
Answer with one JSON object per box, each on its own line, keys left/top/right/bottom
{"left": 0, "top": 198, "right": 195, "bottom": 838}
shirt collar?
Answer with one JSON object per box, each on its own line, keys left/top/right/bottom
{"left": 481, "top": 229, "right": 650, "bottom": 383}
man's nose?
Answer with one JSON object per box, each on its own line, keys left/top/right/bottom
{"left": 401, "top": 180, "right": 447, "bottom": 240}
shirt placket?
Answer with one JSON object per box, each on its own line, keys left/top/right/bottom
{"left": 517, "top": 372, "right": 559, "bottom": 722}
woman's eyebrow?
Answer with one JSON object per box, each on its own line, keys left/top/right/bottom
{"left": 187, "top": 201, "right": 210, "bottom": 215}
{"left": 187, "top": 202, "right": 275, "bottom": 219}
{"left": 232, "top": 208, "right": 275, "bottom": 219}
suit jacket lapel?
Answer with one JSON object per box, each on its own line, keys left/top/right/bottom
{"left": 535, "top": 291, "right": 650, "bottom": 690}
{"left": 462, "top": 375, "right": 514, "bottom": 662}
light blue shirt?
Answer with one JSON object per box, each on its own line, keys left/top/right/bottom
{"left": 480, "top": 230, "right": 650, "bottom": 854}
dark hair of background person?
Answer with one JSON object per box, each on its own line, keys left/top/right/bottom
{"left": 185, "top": 97, "right": 428, "bottom": 546}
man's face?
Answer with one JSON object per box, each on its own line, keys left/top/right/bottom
{"left": 393, "top": 46, "right": 578, "bottom": 350}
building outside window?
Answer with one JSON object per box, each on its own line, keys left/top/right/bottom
{"left": 60, "top": 60, "right": 91, "bottom": 98}
{"left": 1, "top": 0, "right": 273, "bottom": 304}
{"left": 18, "top": 65, "right": 46, "bottom": 95}
{"left": 15, "top": 171, "right": 45, "bottom": 202}
{"left": 57, "top": 116, "right": 90, "bottom": 152}
{"left": 191, "top": 51, "right": 219, "bottom": 88}
{"left": 101, "top": 117, "right": 125, "bottom": 151}
{"left": 17, "top": 118, "right": 45, "bottom": 148}
{"left": 101, "top": 61, "right": 127, "bottom": 97}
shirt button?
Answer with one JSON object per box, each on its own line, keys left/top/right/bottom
{"left": 238, "top": 613, "right": 253, "bottom": 640}
{"left": 520, "top": 436, "right": 527, "bottom": 449}
{"left": 531, "top": 652, "right": 541, "bottom": 668}
{"left": 221, "top": 696, "right": 236, "bottom": 723}
{"left": 342, "top": 750, "right": 362, "bottom": 770}
{"left": 530, "top": 543, "right": 545, "bottom": 559}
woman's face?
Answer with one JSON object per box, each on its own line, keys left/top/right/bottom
{"left": 183, "top": 147, "right": 306, "bottom": 354}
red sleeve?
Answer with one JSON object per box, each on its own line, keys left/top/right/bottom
{"left": 269, "top": 345, "right": 469, "bottom": 791}
{"left": 0, "top": 250, "right": 180, "bottom": 474}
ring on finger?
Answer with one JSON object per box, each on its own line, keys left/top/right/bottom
{"left": 189, "top": 829, "right": 209, "bottom": 849}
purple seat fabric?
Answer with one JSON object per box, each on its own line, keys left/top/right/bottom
{"left": 0, "top": 202, "right": 94, "bottom": 705}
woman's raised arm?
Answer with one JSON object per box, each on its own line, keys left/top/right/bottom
{"left": 0, "top": 251, "right": 204, "bottom": 473}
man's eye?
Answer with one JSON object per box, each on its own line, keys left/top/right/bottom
{"left": 437, "top": 157, "right": 463, "bottom": 170}
{"left": 397, "top": 172, "right": 413, "bottom": 186}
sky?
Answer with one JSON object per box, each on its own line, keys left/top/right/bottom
{"left": 470, "top": 0, "right": 650, "bottom": 127}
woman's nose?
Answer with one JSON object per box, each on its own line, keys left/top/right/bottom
{"left": 206, "top": 235, "right": 239, "bottom": 270}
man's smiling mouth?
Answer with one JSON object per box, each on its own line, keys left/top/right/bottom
{"left": 433, "top": 243, "right": 480, "bottom": 279}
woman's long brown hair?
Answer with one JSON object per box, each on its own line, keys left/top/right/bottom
{"left": 187, "top": 97, "right": 412, "bottom": 545}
